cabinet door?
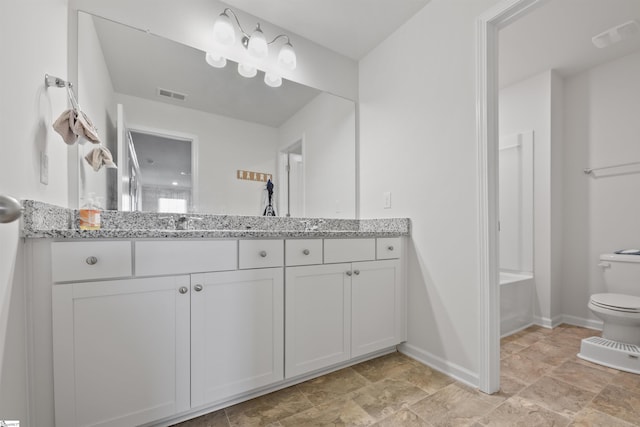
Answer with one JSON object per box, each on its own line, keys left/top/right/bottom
{"left": 52, "top": 276, "right": 190, "bottom": 427}
{"left": 191, "top": 268, "right": 284, "bottom": 407}
{"left": 351, "top": 260, "right": 402, "bottom": 358}
{"left": 285, "top": 263, "right": 351, "bottom": 378}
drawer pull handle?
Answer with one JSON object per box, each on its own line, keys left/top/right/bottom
{"left": 179, "top": 286, "right": 188, "bottom": 294}
{"left": 346, "top": 271, "right": 352, "bottom": 277}
{"left": 259, "top": 251, "right": 268, "bottom": 258}
{"left": 302, "top": 249, "right": 310, "bottom": 255}
{"left": 86, "top": 256, "right": 98, "bottom": 265}
{"left": 354, "top": 270, "right": 360, "bottom": 275}
{"left": 388, "top": 245, "right": 394, "bottom": 251}
{"left": 194, "top": 284, "right": 203, "bottom": 292}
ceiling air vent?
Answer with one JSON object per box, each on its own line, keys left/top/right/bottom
{"left": 157, "top": 87, "right": 188, "bottom": 101}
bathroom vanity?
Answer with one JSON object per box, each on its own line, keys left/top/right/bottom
{"left": 21, "top": 201, "right": 409, "bottom": 427}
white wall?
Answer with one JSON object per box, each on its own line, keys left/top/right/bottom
{"left": 77, "top": 12, "right": 117, "bottom": 208}
{"left": 499, "top": 71, "right": 564, "bottom": 326}
{"left": 562, "top": 51, "right": 640, "bottom": 325}
{"left": 278, "top": 93, "right": 356, "bottom": 218}
{"left": 359, "top": 0, "right": 502, "bottom": 385}
{"left": 0, "top": 0, "right": 70, "bottom": 424}
{"left": 69, "top": 0, "right": 358, "bottom": 100}
{"left": 115, "top": 93, "right": 279, "bottom": 216}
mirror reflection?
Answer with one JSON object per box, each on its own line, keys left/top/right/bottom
{"left": 76, "top": 12, "right": 356, "bottom": 218}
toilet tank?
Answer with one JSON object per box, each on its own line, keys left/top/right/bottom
{"left": 600, "top": 253, "right": 640, "bottom": 296}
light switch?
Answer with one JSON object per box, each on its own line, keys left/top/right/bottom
{"left": 40, "top": 151, "right": 49, "bottom": 185}
{"left": 383, "top": 191, "right": 391, "bottom": 209}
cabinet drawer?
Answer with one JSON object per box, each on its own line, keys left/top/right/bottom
{"left": 285, "top": 239, "right": 323, "bottom": 266}
{"left": 51, "top": 241, "right": 132, "bottom": 282}
{"left": 376, "top": 238, "right": 401, "bottom": 259}
{"left": 323, "top": 239, "right": 375, "bottom": 264}
{"left": 135, "top": 240, "right": 237, "bottom": 276}
{"left": 239, "top": 240, "right": 284, "bottom": 269}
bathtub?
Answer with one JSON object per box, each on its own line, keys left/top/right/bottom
{"left": 500, "top": 271, "right": 534, "bottom": 337}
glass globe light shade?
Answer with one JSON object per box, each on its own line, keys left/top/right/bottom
{"left": 248, "top": 25, "right": 268, "bottom": 58}
{"left": 238, "top": 63, "right": 257, "bottom": 78}
{"left": 278, "top": 42, "right": 297, "bottom": 70}
{"left": 213, "top": 12, "right": 235, "bottom": 46}
{"left": 264, "top": 72, "right": 282, "bottom": 88}
{"left": 205, "top": 51, "right": 227, "bottom": 68}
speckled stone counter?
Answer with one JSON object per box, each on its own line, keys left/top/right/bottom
{"left": 21, "top": 200, "right": 410, "bottom": 239}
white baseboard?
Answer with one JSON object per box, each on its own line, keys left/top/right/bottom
{"left": 398, "top": 343, "right": 479, "bottom": 389}
{"left": 532, "top": 314, "right": 564, "bottom": 329}
{"left": 559, "top": 314, "right": 603, "bottom": 331}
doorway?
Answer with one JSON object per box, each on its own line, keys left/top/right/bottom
{"left": 279, "top": 139, "right": 305, "bottom": 217}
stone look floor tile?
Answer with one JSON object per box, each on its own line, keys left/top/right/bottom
{"left": 568, "top": 407, "right": 637, "bottom": 427}
{"left": 390, "top": 361, "right": 456, "bottom": 395}
{"left": 500, "top": 341, "right": 527, "bottom": 359}
{"left": 478, "top": 395, "right": 570, "bottom": 427}
{"left": 224, "top": 386, "right": 313, "bottom": 427}
{"left": 588, "top": 384, "right": 640, "bottom": 425}
{"left": 371, "top": 408, "right": 430, "bottom": 427}
{"left": 518, "top": 376, "right": 596, "bottom": 417}
{"left": 551, "top": 361, "right": 614, "bottom": 394}
{"left": 612, "top": 370, "right": 640, "bottom": 393}
{"left": 297, "top": 367, "right": 370, "bottom": 406}
{"left": 501, "top": 352, "right": 555, "bottom": 384}
{"left": 279, "top": 398, "right": 375, "bottom": 427}
{"left": 172, "top": 409, "right": 230, "bottom": 427}
{"left": 351, "top": 352, "right": 415, "bottom": 383}
{"left": 496, "top": 374, "right": 527, "bottom": 398}
{"left": 410, "top": 383, "right": 498, "bottom": 427}
{"left": 350, "top": 377, "right": 428, "bottom": 420}
{"left": 517, "top": 340, "right": 577, "bottom": 367}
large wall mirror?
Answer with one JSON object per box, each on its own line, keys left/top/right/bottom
{"left": 75, "top": 11, "right": 356, "bottom": 218}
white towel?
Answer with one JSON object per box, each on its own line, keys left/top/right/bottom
{"left": 84, "top": 146, "right": 117, "bottom": 171}
{"left": 52, "top": 109, "right": 78, "bottom": 145}
{"left": 52, "top": 109, "right": 101, "bottom": 145}
{"left": 74, "top": 110, "right": 101, "bottom": 144}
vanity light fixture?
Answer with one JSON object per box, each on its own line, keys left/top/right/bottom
{"left": 206, "top": 8, "right": 297, "bottom": 88}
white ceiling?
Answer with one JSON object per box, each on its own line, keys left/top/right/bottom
{"left": 499, "top": 0, "right": 640, "bottom": 88}
{"left": 222, "top": 0, "right": 432, "bottom": 60}
{"left": 131, "top": 131, "right": 192, "bottom": 188}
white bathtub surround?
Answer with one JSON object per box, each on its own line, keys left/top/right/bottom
{"left": 499, "top": 271, "right": 534, "bottom": 337}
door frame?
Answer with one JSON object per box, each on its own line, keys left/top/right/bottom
{"left": 476, "top": 0, "right": 548, "bottom": 394}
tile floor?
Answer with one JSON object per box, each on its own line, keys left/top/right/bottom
{"left": 173, "top": 324, "right": 640, "bottom": 426}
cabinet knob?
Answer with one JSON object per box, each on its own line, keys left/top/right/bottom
{"left": 194, "top": 284, "right": 203, "bottom": 292}
{"left": 85, "top": 256, "right": 98, "bottom": 265}
{"left": 346, "top": 271, "right": 352, "bottom": 277}
{"left": 302, "top": 249, "right": 310, "bottom": 255}
{"left": 387, "top": 245, "right": 394, "bottom": 251}
{"left": 354, "top": 270, "right": 360, "bottom": 275}
{"left": 259, "top": 250, "right": 268, "bottom": 258}
{"left": 179, "top": 286, "right": 188, "bottom": 294}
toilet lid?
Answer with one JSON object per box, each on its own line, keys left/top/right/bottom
{"left": 590, "top": 293, "right": 640, "bottom": 313}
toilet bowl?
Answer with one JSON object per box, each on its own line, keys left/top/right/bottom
{"left": 588, "top": 293, "right": 640, "bottom": 344}
{"left": 579, "top": 254, "right": 640, "bottom": 374}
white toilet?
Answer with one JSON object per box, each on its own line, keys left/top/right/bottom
{"left": 578, "top": 253, "right": 640, "bottom": 374}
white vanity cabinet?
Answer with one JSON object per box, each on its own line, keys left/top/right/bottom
{"left": 190, "top": 268, "right": 284, "bottom": 407}
{"left": 52, "top": 275, "right": 191, "bottom": 427}
{"left": 285, "top": 263, "right": 352, "bottom": 377}
{"left": 284, "top": 238, "right": 404, "bottom": 378}
{"left": 47, "top": 236, "right": 404, "bottom": 427}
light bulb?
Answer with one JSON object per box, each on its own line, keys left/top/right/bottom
{"left": 205, "top": 51, "right": 226, "bottom": 68}
{"left": 248, "top": 25, "right": 268, "bottom": 58}
{"left": 213, "top": 11, "right": 235, "bottom": 46}
{"left": 238, "top": 63, "right": 257, "bottom": 78}
{"left": 278, "top": 42, "right": 297, "bottom": 70}
{"left": 264, "top": 72, "right": 282, "bottom": 88}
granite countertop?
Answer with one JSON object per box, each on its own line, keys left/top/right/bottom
{"left": 21, "top": 200, "right": 410, "bottom": 240}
